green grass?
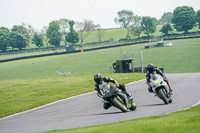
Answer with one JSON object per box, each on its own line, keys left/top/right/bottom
{"left": 46, "top": 104, "right": 200, "bottom": 133}
{"left": 0, "top": 73, "right": 145, "bottom": 118}
{"left": 0, "top": 38, "right": 199, "bottom": 118}
{"left": 0, "top": 38, "right": 199, "bottom": 80}
{"left": 143, "top": 39, "right": 200, "bottom": 73}
{"left": 0, "top": 38, "right": 199, "bottom": 127}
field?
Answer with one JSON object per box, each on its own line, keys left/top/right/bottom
{"left": 0, "top": 38, "right": 199, "bottom": 80}
{"left": 0, "top": 37, "right": 200, "bottom": 132}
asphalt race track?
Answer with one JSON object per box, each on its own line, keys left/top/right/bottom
{"left": 0, "top": 73, "right": 200, "bottom": 133}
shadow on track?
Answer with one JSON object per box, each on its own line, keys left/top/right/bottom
{"left": 139, "top": 103, "right": 166, "bottom": 107}
{"left": 74, "top": 111, "right": 124, "bottom": 118}
{"left": 92, "top": 111, "right": 124, "bottom": 116}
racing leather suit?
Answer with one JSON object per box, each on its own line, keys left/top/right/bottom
{"left": 94, "top": 77, "right": 129, "bottom": 109}
{"left": 146, "top": 67, "right": 172, "bottom": 92}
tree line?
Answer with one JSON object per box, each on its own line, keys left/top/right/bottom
{"left": 0, "top": 19, "right": 98, "bottom": 52}
{"left": 115, "top": 6, "right": 200, "bottom": 39}
{"left": 0, "top": 6, "right": 200, "bottom": 52}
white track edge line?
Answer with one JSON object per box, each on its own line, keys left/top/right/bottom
{"left": 184, "top": 100, "right": 200, "bottom": 110}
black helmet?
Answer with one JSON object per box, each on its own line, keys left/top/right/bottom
{"left": 94, "top": 73, "right": 103, "bottom": 84}
{"left": 147, "top": 63, "right": 154, "bottom": 73}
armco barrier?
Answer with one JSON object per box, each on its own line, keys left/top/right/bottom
{"left": 0, "top": 41, "right": 149, "bottom": 63}
{"left": 0, "top": 51, "right": 80, "bottom": 63}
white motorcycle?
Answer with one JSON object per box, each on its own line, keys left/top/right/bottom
{"left": 150, "top": 73, "right": 172, "bottom": 104}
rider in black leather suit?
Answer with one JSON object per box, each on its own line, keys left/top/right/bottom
{"left": 94, "top": 73, "right": 131, "bottom": 110}
{"left": 146, "top": 63, "right": 172, "bottom": 93}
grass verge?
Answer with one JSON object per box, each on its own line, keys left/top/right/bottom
{"left": 46, "top": 104, "right": 200, "bottom": 133}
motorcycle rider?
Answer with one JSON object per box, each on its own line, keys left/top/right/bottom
{"left": 146, "top": 63, "right": 172, "bottom": 93}
{"left": 94, "top": 73, "right": 131, "bottom": 110}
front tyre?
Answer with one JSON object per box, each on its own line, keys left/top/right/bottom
{"left": 112, "top": 97, "right": 128, "bottom": 112}
{"left": 169, "top": 98, "right": 172, "bottom": 103}
{"left": 158, "top": 88, "right": 169, "bottom": 104}
{"left": 129, "top": 102, "right": 136, "bottom": 111}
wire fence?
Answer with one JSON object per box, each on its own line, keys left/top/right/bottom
{"left": 0, "top": 47, "right": 66, "bottom": 60}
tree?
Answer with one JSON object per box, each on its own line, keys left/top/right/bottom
{"left": 152, "top": 17, "right": 160, "bottom": 25}
{"left": 58, "top": 18, "right": 70, "bottom": 46}
{"left": 115, "top": 10, "right": 134, "bottom": 38}
{"left": 75, "top": 20, "right": 96, "bottom": 45}
{"left": 41, "top": 26, "right": 49, "bottom": 47}
{"left": 130, "top": 27, "right": 142, "bottom": 38}
{"left": 0, "top": 27, "right": 10, "bottom": 52}
{"left": 22, "top": 23, "right": 35, "bottom": 48}
{"left": 9, "top": 31, "right": 28, "bottom": 50}
{"left": 160, "top": 24, "right": 173, "bottom": 35}
{"left": 96, "top": 24, "right": 105, "bottom": 42}
{"left": 172, "top": 6, "right": 196, "bottom": 33}
{"left": 114, "top": 10, "right": 134, "bottom": 28}
{"left": 11, "top": 25, "right": 28, "bottom": 35}
{"left": 11, "top": 24, "right": 33, "bottom": 48}
{"left": 46, "top": 21, "right": 62, "bottom": 47}
{"left": 129, "top": 15, "right": 142, "bottom": 38}
{"left": 196, "top": 10, "right": 200, "bottom": 29}
{"left": 141, "top": 16, "right": 156, "bottom": 37}
{"left": 22, "top": 23, "right": 35, "bottom": 35}
{"left": 32, "top": 33, "right": 44, "bottom": 48}
{"left": 160, "top": 12, "right": 173, "bottom": 24}
{"left": 66, "top": 21, "right": 79, "bottom": 49}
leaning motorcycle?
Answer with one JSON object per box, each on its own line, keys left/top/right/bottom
{"left": 150, "top": 73, "right": 172, "bottom": 104}
{"left": 99, "top": 84, "right": 136, "bottom": 112}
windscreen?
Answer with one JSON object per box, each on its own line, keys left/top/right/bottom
{"left": 152, "top": 74, "right": 158, "bottom": 80}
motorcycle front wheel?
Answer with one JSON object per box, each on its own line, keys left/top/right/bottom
{"left": 112, "top": 96, "right": 128, "bottom": 112}
{"left": 158, "top": 88, "right": 169, "bottom": 104}
{"left": 129, "top": 102, "right": 137, "bottom": 111}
